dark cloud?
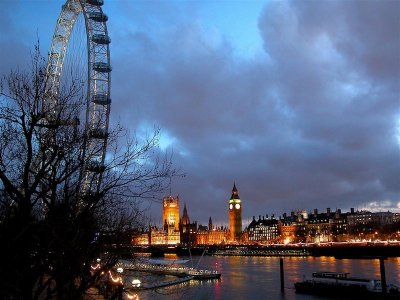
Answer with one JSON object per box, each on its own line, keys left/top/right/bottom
{"left": 118, "top": 0, "right": 399, "bottom": 224}
{"left": 253, "top": 0, "right": 400, "bottom": 216}
{"left": 0, "top": 0, "right": 399, "bottom": 226}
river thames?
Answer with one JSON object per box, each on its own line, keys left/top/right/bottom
{"left": 122, "top": 255, "right": 400, "bottom": 300}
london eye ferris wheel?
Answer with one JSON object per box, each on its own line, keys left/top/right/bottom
{"left": 45, "top": 0, "right": 112, "bottom": 194}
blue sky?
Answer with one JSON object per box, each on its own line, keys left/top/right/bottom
{"left": 1, "top": 0, "right": 399, "bottom": 227}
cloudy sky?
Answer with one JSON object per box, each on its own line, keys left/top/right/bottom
{"left": 1, "top": 0, "right": 399, "bottom": 227}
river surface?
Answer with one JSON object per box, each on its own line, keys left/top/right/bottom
{"left": 122, "top": 255, "right": 400, "bottom": 300}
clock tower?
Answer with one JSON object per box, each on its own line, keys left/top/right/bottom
{"left": 228, "top": 182, "right": 242, "bottom": 242}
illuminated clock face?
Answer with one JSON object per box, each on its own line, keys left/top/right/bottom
{"left": 235, "top": 203, "right": 241, "bottom": 209}
{"left": 229, "top": 204, "right": 233, "bottom": 209}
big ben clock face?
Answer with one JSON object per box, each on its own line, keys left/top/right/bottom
{"left": 235, "top": 203, "right": 241, "bottom": 209}
{"left": 229, "top": 204, "right": 233, "bottom": 209}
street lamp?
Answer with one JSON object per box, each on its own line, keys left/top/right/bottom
{"left": 132, "top": 279, "right": 141, "bottom": 288}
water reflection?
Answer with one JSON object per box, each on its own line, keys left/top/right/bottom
{"left": 120, "top": 256, "right": 399, "bottom": 300}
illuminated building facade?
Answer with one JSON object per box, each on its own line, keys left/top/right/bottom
{"left": 148, "top": 225, "right": 167, "bottom": 245}
{"left": 196, "top": 217, "right": 229, "bottom": 245}
{"left": 131, "top": 228, "right": 149, "bottom": 245}
{"left": 347, "top": 210, "right": 395, "bottom": 227}
{"left": 163, "top": 196, "right": 180, "bottom": 231}
{"left": 305, "top": 208, "right": 332, "bottom": 243}
{"left": 142, "top": 195, "right": 182, "bottom": 245}
{"left": 248, "top": 216, "right": 278, "bottom": 243}
{"left": 278, "top": 223, "right": 297, "bottom": 244}
{"left": 328, "top": 209, "right": 348, "bottom": 241}
{"left": 162, "top": 195, "right": 181, "bottom": 245}
{"left": 278, "top": 211, "right": 307, "bottom": 244}
{"left": 228, "top": 183, "right": 242, "bottom": 242}
{"left": 147, "top": 225, "right": 180, "bottom": 245}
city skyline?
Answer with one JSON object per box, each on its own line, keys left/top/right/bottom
{"left": 0, "top": 0, "right": 399, "bottom": 225}
{"left": 134, "top": 189, "right": 400, "bottom": 246}
{"left": 156, "top": 186, "right": 400, "bottom": 229}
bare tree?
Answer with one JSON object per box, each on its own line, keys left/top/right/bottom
{"left": 0, "top": 45, "right": 179, "bottom": 299}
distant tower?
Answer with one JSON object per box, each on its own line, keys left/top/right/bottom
{"left": 228, "top": 182, "right": 242, "bottom": 241}
{"left": 179, "top": 202, "right": 197, "bottom": 246}
{"left": 208, "top": 216, "right": 213, "bottom": 230}
{"left": 162, "top": 195, "right": 180, "bottom": 233}
{"left": 181, "top": 202, "right": 190, "bottom": 226}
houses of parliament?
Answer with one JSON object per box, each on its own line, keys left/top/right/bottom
{"left": 132, "top": 183, "right": 242, "bottom": 245}
{"left": 132, "top": 182, "right": 400, "bottom": 245}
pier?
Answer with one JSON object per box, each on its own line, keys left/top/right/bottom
{"left": 116, "top": 260, "right": 221, "bottom": 280}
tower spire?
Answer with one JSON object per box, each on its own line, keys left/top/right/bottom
{"left": 181, "top": 202, "right": 190, "bottom": 225}
{"left": 230, "top": 181, "right": 240, "bottom": 200}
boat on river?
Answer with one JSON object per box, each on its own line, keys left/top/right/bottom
{"left": 295, "top": 271, "right": 400, "bottom": 299}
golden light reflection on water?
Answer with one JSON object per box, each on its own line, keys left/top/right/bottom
{"left": 163, "top": 253, "right": 179, "bottom": 260}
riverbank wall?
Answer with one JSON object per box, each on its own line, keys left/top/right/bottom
{"left": 128, "top": 243, "right": 400, "bottom": 258}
